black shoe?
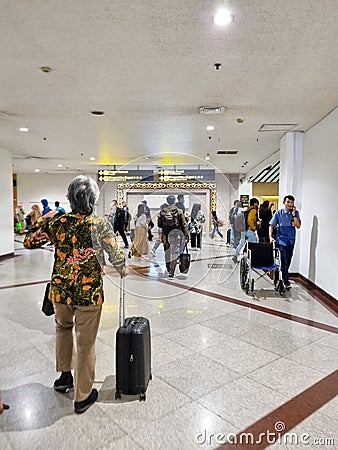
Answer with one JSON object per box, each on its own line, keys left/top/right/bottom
{"left": 168, "top": 273, "right": 175, "bottom": 279}
{"left": 74, "top": 389, "right": 98, "bottom": 414}
{"left": 124, "top": 245, "right": 129, "bottom": 249}
{"left": 232, "top": 256, "right": 238, "bottom": 264}
{"left": 54, "top": 371, "right": 74, "bottom": 393}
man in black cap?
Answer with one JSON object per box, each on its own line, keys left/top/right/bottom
{"left": 158, "top": 195, "right": 189, "bottom": 278}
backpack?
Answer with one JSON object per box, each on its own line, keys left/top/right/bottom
{"left": 229, "top": 207, "right": 236, "bottom": 225}
{"left": 234, "top": 210, "right": 249, "bottom": 232}
{"left": 159, "top": 208, "right": 179, "bottom": 233}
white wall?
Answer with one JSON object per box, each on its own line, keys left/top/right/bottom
{"left": 17, "top": 173, "right": 101, "bottom": 214}
{"left": 299, "top": 107, "right": 338, "bottom": 299}
{"left": 0, "top": 148, "right": 14, "bottom": 256}
{"left": 16, "top": 172, "right": 240, "bottom": 231}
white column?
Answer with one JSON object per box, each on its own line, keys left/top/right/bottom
{"left": 279, "top": 131, "right": 304, "bottom": 209}
{"left": 0, "top": 148, "right": 14, "bottom": 257}
{"left": 279, "top": 131, "right": 304, "bottom": 274}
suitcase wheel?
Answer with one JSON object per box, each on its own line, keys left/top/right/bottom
{"left": 139, "top": 392, "right": 146, "bottom": 401}
{"left": 115, "top": 390, "right": 121, "bottom": 400}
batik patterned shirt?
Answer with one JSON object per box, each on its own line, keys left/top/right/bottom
{"left": 24, "top": 213, "right": 126, "bottom": 306}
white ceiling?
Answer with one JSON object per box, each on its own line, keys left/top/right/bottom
{"left": 0, "top": 0, "right": 337, "bottom": 175}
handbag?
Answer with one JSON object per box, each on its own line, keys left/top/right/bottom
{"left": 179, "top": 245, "right": 190, "bottom": 274}
{"left": 42, "top": 282, "right": 55, "bottom": 316}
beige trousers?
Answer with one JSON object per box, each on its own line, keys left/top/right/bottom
{"left": 54, "top": 303, "right": 102, "bottom": 402}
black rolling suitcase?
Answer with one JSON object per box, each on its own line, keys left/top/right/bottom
{"left": 115, "top": 278, "right": 152, "bottom": 401}
{"left": 226, "top": 228, "right": 231, "bottom": 244}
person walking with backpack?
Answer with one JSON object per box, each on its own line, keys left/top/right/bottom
{"left": 228, "top": 200, "right": 241, "bottom": 246}
{"left": 109, "top": 200, "right": 129, "bottom": 248}
{"left": 232, "top": 198, "right": 259, "bottom": 263}
{"left": 158, "top": 195, "right": 189, "bottom": 278}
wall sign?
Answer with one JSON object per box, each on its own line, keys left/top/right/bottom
{"left": 98, "top": 170, "right": 153, "bottom": 182}
{"left": 156, "top": 169, "right": 215, "bottom": 182}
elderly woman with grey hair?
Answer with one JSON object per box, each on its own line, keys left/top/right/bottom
{"left": 24, "top": 175, "right": 127, "bottom": 414}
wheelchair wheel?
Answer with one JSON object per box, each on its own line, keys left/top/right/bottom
{"left": 240, "top": 256, "right": 249, "bottom": 290}
{"left": 276, "top": 280, "right": 285, "bottom": 295}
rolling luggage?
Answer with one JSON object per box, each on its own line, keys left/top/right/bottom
{"left": 226, "top": 228, "right": 231, "bottom": 244}
{"left": 115, "top": 278, "right": 152, "bottom": 401}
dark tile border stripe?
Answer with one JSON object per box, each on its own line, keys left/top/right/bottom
{"left": 159, "top": 279, "right": 338, "bottom": 334}
{"left": 0, "top": 280, "right": 49, "bottom": 290}
{"left": 217, "top": 369, "right": 338, "bottom": 449}
{"left": 0, "top": 252, "right": 15, "bottom": 261}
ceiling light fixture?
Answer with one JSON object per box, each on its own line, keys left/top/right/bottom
{"left": 213, "top": 8, "right": 233, "bottom": 26}
{"left": 34, "top": 168, "right": 40, "bottom": 172}
{"left": 206, "top": 125, "right": 215, "bottom": 131}
{"left": 204, "top": 153, "right": 211, "bottom": 161}
{"left": 40, "top": 66, "right": 52, "bottom": 73}
{"left": 89, "top": 156, "right": 96, "bottom": 161}
{"left": 57, "top": 164, "right": 63, "bottom": 167}
{"left": 198, "top": 106, "right": 226, "bottom": 115}
{"left": 90, "top": 111, "right": 105, "bottom": 116}
{"left": 19, "top": 127, "right": 29, "bottom": 132}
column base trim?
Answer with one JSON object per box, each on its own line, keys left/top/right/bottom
{"left": 290, "top": 272, "right": 338, "bottom": 318}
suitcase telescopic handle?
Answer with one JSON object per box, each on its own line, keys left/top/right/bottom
{"left": 119, "top": 276, "right": 126, "bottom": 327}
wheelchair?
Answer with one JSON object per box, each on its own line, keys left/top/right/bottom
{"left": 239, "top": 242, "right": 285, "bottom": 295}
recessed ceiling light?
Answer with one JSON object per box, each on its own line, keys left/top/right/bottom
{"left": 90, "top": 111, "right": 105, "bottom": 116}
{"left": 213, "top": 8, "right": 233, "bottom": 26}
{"left": 19, "top": 127, "right": 29, "bottom": 132}
{"left": 206, "top": 125, "right": 215, "bottom": 131}
{"left": 89, "top": 156, "right": 96, "bottom": 161}
{"left": 204, "top": 153, "right": 211, "bottom": 161}
{"left": 34, "top": 168, "right": 40, "bottom": 172}
{"left": 198, "top": 106, "right": 226, "bottom": 115}
{"left": 57, "top": 164, "right": 63, "bottom": 167}
{"left": 40, "top": 66, "right": 52, "bottom": 73}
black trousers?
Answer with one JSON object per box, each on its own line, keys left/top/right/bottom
{"left": 190, "top": 232, "right": 201, "bottom": 249}
{"left": 276, "top": 241, "right": 295, "bottom": 285}
{"left": 162, "top": 230, "right": 184, "bottom": 275}
{"left": 114, "top": 225, "right": 129, "bottom": 247}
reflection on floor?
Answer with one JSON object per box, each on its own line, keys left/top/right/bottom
{"left": 1, "top": 237, "right": 337, "bottom": 449}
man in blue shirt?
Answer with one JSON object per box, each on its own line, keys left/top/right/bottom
{"left": 55, "top": 201, "right": 66, "bottom": 214}
{"left": 269, "top": 195, "right": 301, "bottom": 289}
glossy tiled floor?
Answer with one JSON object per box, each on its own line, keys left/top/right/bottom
{"left": 0, "top": 236, "right": 337, "bottom": 449}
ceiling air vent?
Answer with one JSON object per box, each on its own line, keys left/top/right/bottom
{"left": 217, "top": 150, "right": 238, "bottom": 155}
{"left": 259, "top": 124, "right": 297, "bottom": 132}
{"left": 198, "top": 106, "right": 226, "bottom": 115}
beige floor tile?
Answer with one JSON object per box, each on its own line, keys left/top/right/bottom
{"left": 154, "top": 353, "right": 240, "bottom": 400}
{"left": 248, "top": 358, "right": 326, "bottom": 397}
{"left": 199, "top": 335, "right": 281, "bottom": 375}
{"left": 286, "top": 342, "right": 338, "bottom": 374}
{"left": 198, "top": 376, "right": 287, "bottom": 430}
{"left": 127, "top": 401, "right": 239, "bottom": 450}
